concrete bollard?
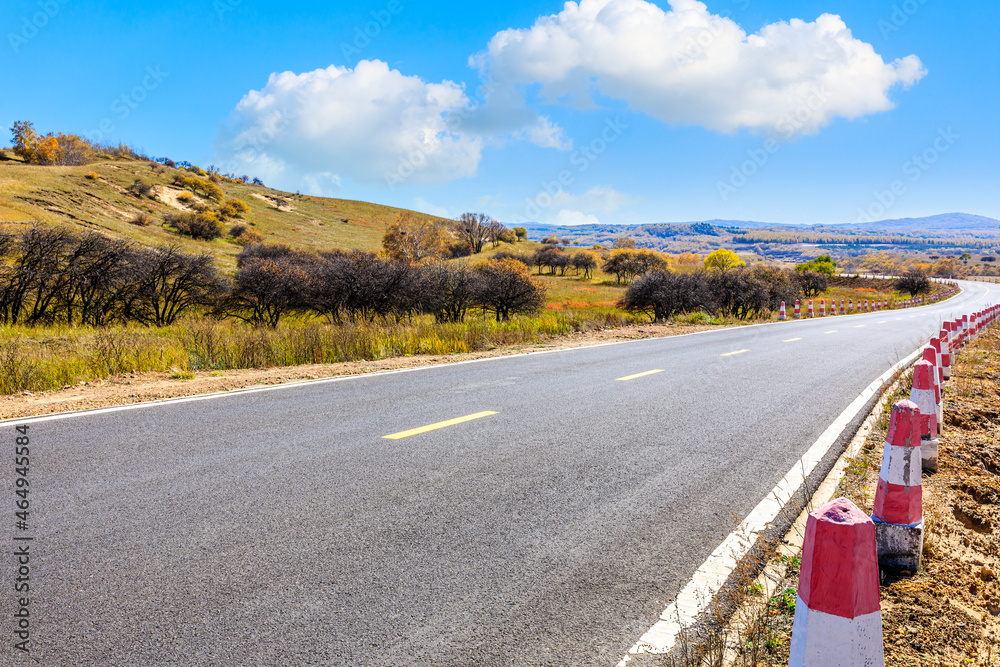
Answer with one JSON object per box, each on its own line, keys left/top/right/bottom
{"left": 820, "top": 299, "right": 826, "bottom": 317}
{"left": 929, "top": 337, "right": 944, "bottom": 383}
{"left": 910, "top": 361, "right": 940, "bottom": 473}
{"left": 939, "top": 329, "right": 951, "bottom": 380}
{"left": 921, "top": 346, "right": 944, "bottom": 430}
{"left": 808, "top": 300, "right": 814, "bottom": 318}
{"left": 795, "top": 299, "right": 801, "bottom": 319}
{"left": 840, "top": 300, "right": 845, "bottom": 315}
{"left": 849, "top": 298, "right": 853, "bottom": 313}
{"left": 788, "top": 498, "right": 884, "bottom": 667}
{"left": 780, "top": 302, "right": 787, "bottom": 321}
{"left": 872, "top": 400, "right": 923, "bottom": 573}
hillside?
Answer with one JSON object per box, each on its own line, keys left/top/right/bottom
{"left": 0, "top": 155, "right": 447, "bottom": 271}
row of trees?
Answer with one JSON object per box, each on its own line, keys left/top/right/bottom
{"left": 0, "top": 226, "right": 546, "bottom": 328}
{"left": 620, "top": 266, "right": 811, "bottom": 322}
{"left": 223, "top": 246, "right": 545, "bottom": 326}
{"left": 0, "top": 226, "right": 221, "bottom": 327}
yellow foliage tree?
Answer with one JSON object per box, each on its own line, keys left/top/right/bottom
{"left": 677, "top": 252, "right": 701, "bottom": 266}
{"left": 703, "top": 248, "right": 746, "bottom": 272}
{"left": 382, "top": 212, "right": 446, "bottom": 263}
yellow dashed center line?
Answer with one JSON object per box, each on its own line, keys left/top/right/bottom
{"left": 617, "top": 369, "right": 665, "bottom": 382}
{"left": 854, "top": 325, "right": 866, "bottom": 328}
{"left": 878, "top": 321, "right": 887, "bottom": 324}
{"left": 783, "top": 338, "right": 802, "bottom": 343}
{"left": 721, "top": 349, "right": 750, "bottom": 357}
{"left": 383, "top": 411, "right": 498, "bottom": 440}
{"left": 825, "top": 330, "right": 838, "bottom": 334}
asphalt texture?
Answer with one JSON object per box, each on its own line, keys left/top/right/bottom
{"left": 3, "top": 281, "right": 998, "bottom": 666}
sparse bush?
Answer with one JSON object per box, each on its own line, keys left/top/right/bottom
{"left": 474, "top": 259, "right": 545, "bottom": 322}
{"left": 130, "top": 211, "right": 154, "bottom": 226}
{"left": 128, "top": 178, "right": 154, "bottom": 198}
{"left": 797, "top": 270, "right": 828, "bottom": 297}
{"left": 493, "top": 251, "right": 531, "bottom": 268}
{"left": 165, "top": 212, "right": 224, "bottom": 241}
{"left": 218, "top": 198, "right": 250, "bottom": 219}
{"left": 84, "top": 171, "right": 99, "bottom": 180}
{"left": 446, "top": 241, "right": 473, "bottom": 259}
{"left": 176, "top": 191, "right": 194, "bottom": 204}
{"left": 619, "top": 270, "right": 714, "bottom": 322}
{"left": 228, "top": 224, "right": 264, "bottom": 246}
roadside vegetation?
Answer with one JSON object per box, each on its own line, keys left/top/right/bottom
{"left": 0, "top": 121, "right": 960, "bottom": 398}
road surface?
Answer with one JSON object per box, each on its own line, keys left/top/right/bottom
{"left": 3, "top": 281, "right": 997, "bottom": 666}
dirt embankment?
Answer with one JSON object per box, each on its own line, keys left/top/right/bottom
{"left": 1, "top": 321, "right": 716, "bottom": 421}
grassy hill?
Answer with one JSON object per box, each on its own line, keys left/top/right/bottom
{"left": 0, "top": 154, "right": 448, "bottom": 271}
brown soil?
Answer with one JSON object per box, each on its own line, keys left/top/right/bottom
{"left": 251, "top": 191, "right": 296, "bottom": 211}
{"left": 1, "top": 321, "right": 716, "bottom": 421}
{"left": 154, "top": 185, "right": 202, "bottom": 211}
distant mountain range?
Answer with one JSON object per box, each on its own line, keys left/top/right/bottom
{"left": 523, "top": 213, "right": 1000, "bottom": 239}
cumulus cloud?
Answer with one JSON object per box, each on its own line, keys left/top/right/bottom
{"left": 473, "top": 0, "right": 926, "bottom": 137}
{"left": 217, "top": 60, "right": 482, "bottom": 188}
{"left": 554, "top": 209, "right": 601, "bottom": 226}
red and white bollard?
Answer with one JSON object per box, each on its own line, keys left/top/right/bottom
{"left": 788, "top": 498, "right": 884, "bottom": 667}
{"left": 795, "top": 299, "right": 801, "bottom": 319}
{"left": 929, "top": 337, "right": 945, "bottom": 383}
{"left": 780, "top": 301, "right": 787, "bottom": 321}
{"left": 808, "top": 300, "right": 814, "bottom": 318}
{"left": 840, "top": 299, "right": 845, "bottom": 315}
{"left": 849, "top": 298, "right": 853, "bottom": 313}
{"left": 872, "top": 400, "right": 924, "bottom": 573}
{"left": 920, "top": 346, "right": 943, "bottom": 431}
{"left": 910, "top": 361, "right": 940, "bottom": 473}
{"left": 938, "top": 330, "right": 951, "bottom": 380}
{"left": 820, "top": 299, "right": 826, "bottom": 317}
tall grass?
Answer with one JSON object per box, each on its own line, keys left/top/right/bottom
{"left": 0, "top": 309, "right": 636, "bottom": 396}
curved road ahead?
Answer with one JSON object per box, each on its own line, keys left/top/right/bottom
{"left": 3, "top": 281, "right": 998, "bottom": 666}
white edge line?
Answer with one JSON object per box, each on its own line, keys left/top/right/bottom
{"left": 1, "top": 282, "right": 977, "bottom": 427}
{"left": 617, "top": 343, "right": 926, "bottom": 664}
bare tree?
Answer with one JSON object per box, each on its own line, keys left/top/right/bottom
{"left": 454, "top": 212, "right": 493, "bottom": 254}
{"left": 474, "top": 259, "right": 545, "bottom": 321}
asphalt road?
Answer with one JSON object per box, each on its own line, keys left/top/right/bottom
{"left": 3, "top": 281, "right": 998, "bottom": 666}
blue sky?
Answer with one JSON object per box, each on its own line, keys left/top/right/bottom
{"left": 3, "top": 0, "right": 998, "bottom": 226}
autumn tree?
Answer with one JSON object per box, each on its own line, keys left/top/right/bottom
{"left": 703, "top": 248, "right": 746, "bottom": 272}
{"left": 474, "top": 259, "right": 545, "bottom": 321}
{"left": 895, "top": 270, "right": 932, "bottom": 297}
{"left": 795, "top": 255, "right": 836, "bottom": 277}
{"left": 612, "top": 237, "right": 637, "bottom": 250}
{"left": 677, "top": 252, "right": 702, "bottom": 266}
{"left": 570, "top": 251, "right": 597, "bottom": 279}
{"left": 381, "top": 212, "right": 445, "bottom": 263}
{"left": 619, "top": 271, "right": 714, "bottom": 322}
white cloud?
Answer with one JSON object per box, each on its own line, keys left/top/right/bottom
{"left": 217, "top": 60, "right": 482, "bottom": 188}
{"left": 554, "top": 209, "right": 601, "bottom": 226}
{"left": 550, "top": 185, "right": 634, "bottom": 212}
{"left": 413, "top": 197, "right": 451, "bottom": 218}
{"left": 473, "top": 0, "right": 926, "bottom": 137}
